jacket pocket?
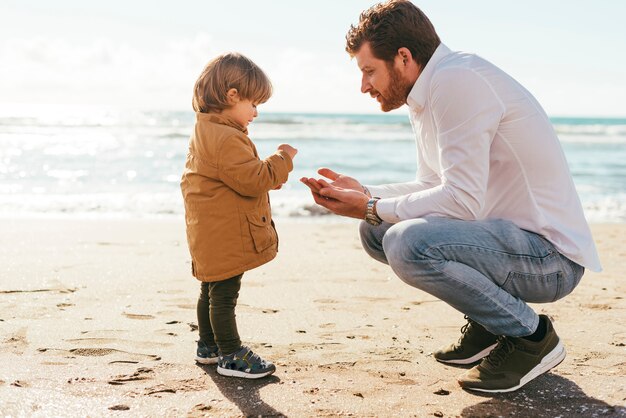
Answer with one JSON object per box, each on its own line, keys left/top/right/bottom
{"left": 245, "top": 212, "right": 275, "bottom": 253}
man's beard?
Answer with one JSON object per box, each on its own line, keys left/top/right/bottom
{"left": 378, "top": 64, "right": 413, "bottom": 112}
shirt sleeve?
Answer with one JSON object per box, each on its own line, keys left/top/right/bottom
{"left": 217, "top": 133, "right": 293, "bottom": 197}
{"left": 375, "top": 66, "right": 504, "bottom": 223}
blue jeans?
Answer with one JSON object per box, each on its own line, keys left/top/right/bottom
{"left": 359, "top": 217, "right": 585, "bottom": 337}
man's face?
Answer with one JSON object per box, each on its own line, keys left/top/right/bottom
{"left": 354, "top": 42, "right": 413, "bottom": 112}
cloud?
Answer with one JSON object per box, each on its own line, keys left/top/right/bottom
{"left": 0, "top": 32, "right": 381, "bottom": 114}
{"left": 0, "top": 34, "right": 218, "bottom": 109}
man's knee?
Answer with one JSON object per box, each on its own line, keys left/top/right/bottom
{"left": 383, "top": 219, "right": 432, "bottom": 260}
{"left": 382, "top": 219, "right": 444, "bottom": 285}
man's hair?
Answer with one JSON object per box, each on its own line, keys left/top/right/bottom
{"left": 345, "top": 0, "right": 440, "bottom": 67}
{"left": 192, "top": 52, "right": 272, "bottom": 113}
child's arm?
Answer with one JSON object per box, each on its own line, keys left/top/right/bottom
{"left": 218, "top": 134, "right": 295, "bottom": 197}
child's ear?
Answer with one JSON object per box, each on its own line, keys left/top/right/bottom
{"left": 226, "top": 88, "right": 240, "bottom": 105}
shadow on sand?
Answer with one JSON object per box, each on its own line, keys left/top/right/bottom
{"left": 460, "top": 373, "right": 626, "bottom": 418}
{"left": 198, "top": 364, "right": 285, "bottom": 417}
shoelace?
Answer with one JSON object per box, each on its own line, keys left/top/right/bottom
{"left": 484, "top": 336, "right": 517, "bottom": 367}
{"left": 453, "top": 316, "right": 474, "bottom": 353}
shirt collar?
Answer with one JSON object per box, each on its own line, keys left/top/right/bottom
{"left": 196, "top": 112, "right": 248, "bottom": 135}
{"left": 406, "top": 43, "right": 453, "bottom": 112}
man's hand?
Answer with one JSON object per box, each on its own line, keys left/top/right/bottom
{"left": 317, "top": 168, "right": 368, "bottom": 195}
{"left": 300, "top": 177, "right": 370, "bottom": 219}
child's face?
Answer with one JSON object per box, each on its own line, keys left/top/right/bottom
{"left": 222, "top": 99, "right": 259, "bottom": 129}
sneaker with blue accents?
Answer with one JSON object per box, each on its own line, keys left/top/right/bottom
{"left": 195, "top": 340, "right": 219, "bottom": 365}
{"left": 217, "top": 346, "right": 276, "bottom": 379}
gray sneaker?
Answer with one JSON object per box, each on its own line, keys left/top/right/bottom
{"left": 458, "top": 315, "right": 566, "bottom": 393}
{"left": 434, "top": 316, "right": 498, "bottom": 364}
{"left": 217, "top": 346, "right": 276, "bottom": 379}
{"left": 195, "top": 340, "right": 219, "bottom": 365}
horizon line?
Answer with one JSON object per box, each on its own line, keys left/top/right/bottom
{"left": 0, "top": 102, "right": 625, "bottom": 120}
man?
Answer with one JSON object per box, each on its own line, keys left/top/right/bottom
{"left": 301, "top": 0, "right": 601, "bottom": 393}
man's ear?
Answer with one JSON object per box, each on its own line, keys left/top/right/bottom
{"left": 397, "top": 47, "right": 413, "bottom": 67}
{"left": 226, "top": 88, "right": 240, "bottom": 104}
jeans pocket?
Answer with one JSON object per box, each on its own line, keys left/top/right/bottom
{"left": 502, "top": 271, "right": 563, "bottom": 303}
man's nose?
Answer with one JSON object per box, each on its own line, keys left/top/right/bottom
{"left": 361, "top": 75, "right": 371, "bottom": 94}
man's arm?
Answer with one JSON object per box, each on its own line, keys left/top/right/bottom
{"left": 375, "top": 67, "right": 503, "bottom": 222}
{"left": 304, "top": 66, "right": 504, "bottom": 222}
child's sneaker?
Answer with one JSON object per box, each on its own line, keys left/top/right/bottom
{"left": 195, "top": 340, "right": 219, "bottom": 365}
{"left": 217, "top": 346, "right": 276, "bottom": 379}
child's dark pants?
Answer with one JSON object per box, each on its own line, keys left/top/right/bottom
{"left": 197, "top": 274, "right": 242, "bottom": 355}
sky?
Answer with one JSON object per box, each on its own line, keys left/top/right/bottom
{"left": 1, "top": 0, "right": 625, "bottom": 117}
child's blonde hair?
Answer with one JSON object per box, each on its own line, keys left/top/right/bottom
{"left": 192, "top": 52, "right": 273, "bottom": 113}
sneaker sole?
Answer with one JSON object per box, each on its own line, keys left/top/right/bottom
{"left": 195, "top": 356, "right": 218, "bottom": 365}
{"left": 435, "top": 343, "right": 498, "bottom": 365}
{"left": 464, "top": 339, "right": 566, "bottom": 393}
{"left": 217, "top": 366, "right": 275, "bottom": 379}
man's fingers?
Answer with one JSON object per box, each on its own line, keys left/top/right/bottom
{"left": 319, "top": 185, "right": 341, "bottom": 200}
{"left": 318, "top": 167, "right": 340, "bottom": 181}
{"left": 312, "top": 190, "right": 332, "bottom": 205}
{"left": 300, "top": 177, "right": 322, "bottom": 193}
{"left": 318, "top": 179, "right": 336, "bottom": 189}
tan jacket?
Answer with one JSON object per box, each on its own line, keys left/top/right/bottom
{"left": 180, "top": 112, "right": 293, "bottom": 282}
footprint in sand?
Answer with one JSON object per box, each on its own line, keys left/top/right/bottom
{"left": 144, "top": 379, "right": 207, "bottom": 395}
{"left": 262, "top": 308, "right": 279, "bottom": 314}
{"left": 155, "top": 330, "right": 178, "bottom": 337}
{"left": 108, "top": 405, "right": 130, "bottom": 411}
{"left": 108, "top": 367, "right": 154, "bottom": 385}
{"left": 173, "top": 304, "right": 195, "bottom": 310}
{"left": 237, "top": 304, "right": 280, "bottom": 314}
{"left": 1, "top": 327, "right": 28, "bottom": 354}
{"left": 190, "top": 403, "right": 213, "bottom": 414}
{"left": 37, "top": 347, "right": 161, "bottom": 362}
{"left": 582, "top": 303, "right": 612, "bottom": 310}
{"left": 355, "top": 296, "right": 394, "bottom": 302}
{"left": 123, "top": 312, "right": 155, "bottom": 320}
{"left": 0, "top": 287, "right": 77, "bottom": 294}
{"left": 65, "top": 337, "right": 173, "bottom": 349}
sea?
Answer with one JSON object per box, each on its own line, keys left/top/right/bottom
{"left": 1, "top": 107, "right": 625, "bottom": 222}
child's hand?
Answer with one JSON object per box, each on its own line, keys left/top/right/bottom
{"left": 278, "top": 143, "right": 298, "bottom": 160}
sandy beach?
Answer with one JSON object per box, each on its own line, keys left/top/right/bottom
{"left": 0, "top": 218, "right": 624, "bottom": 417}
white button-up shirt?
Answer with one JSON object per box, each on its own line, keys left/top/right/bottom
{"left": 369, "top": 43, "right": 601, "bottom": 272}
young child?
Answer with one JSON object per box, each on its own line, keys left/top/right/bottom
{"left": 181, "top": 52, "right": 297, "bottom": 379}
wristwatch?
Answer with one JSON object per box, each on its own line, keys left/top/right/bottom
{"left": 365, "top": 198, "right": 382, "bottom": 226}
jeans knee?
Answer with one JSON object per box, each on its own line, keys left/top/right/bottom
{"left": 383, "top": 222, "right": 428, "bottom": 262}
{"left": 382, "top": 221, "right": 440, "bottom": 287}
